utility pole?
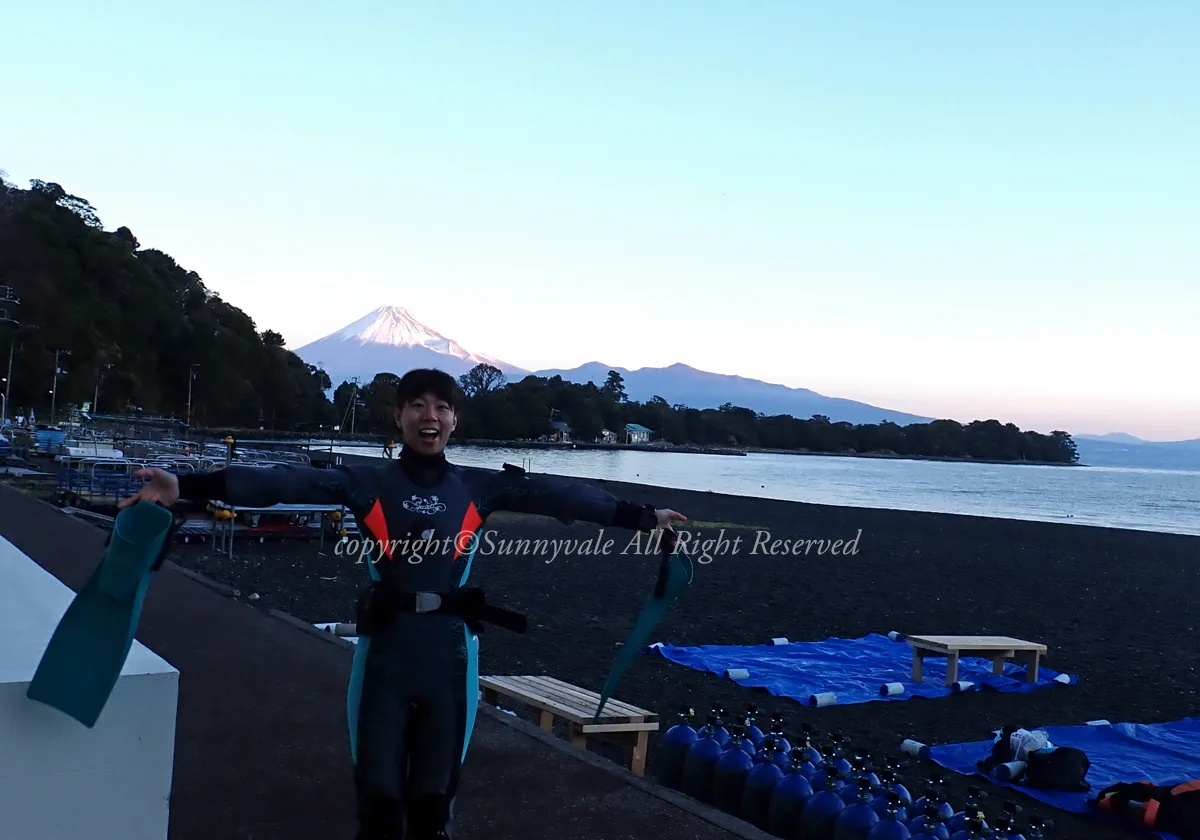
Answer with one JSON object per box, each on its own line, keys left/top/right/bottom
{"left": 186, "top": 364, "right": 199, "bottom": 427}
{"left": 1, "top": 286, "right": 22, "bottom": 424}
{"left": 4, "top": 322, "right": 39, "bottom": 425}
{"left": 50, "top": 348, "right": 70, "bottom": 425}
{"left": 93, "top": 362, "right": 114, "bottom": 414}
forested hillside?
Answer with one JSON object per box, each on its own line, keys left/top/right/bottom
{"left": 339, "top": 367, "right": 1080, "bottom": 464}
{"left": 0, "top": 173, "right": 1078, "bottom": 464}
{"left": 0, "top": 176, "right": 336, "bottom": 429}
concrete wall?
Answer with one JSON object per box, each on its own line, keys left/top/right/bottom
{"left": 0, "top": 535, "right": 178, "bottom": 840}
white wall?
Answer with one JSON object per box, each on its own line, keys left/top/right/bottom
{"left": 0, "top": 534, "right": 178, "bottom": 840}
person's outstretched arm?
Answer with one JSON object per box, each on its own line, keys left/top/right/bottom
{"left": 467, "top": 464, "right": 685, "bottom": 531}
{"left": 119, "top": 464, "right": 360, "bottom": 510}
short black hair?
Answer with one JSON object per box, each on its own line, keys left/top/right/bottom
{"left": 395, "top": 368, "right": 460, "bottom": 408}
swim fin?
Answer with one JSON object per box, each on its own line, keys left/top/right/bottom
{"left": 593, "top": 529, "right": 693, "bottom": 720}
{"left": 27, "top": 502, "right": 178, "bottom": 728}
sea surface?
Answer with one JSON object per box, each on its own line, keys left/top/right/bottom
{"left": 325, "top": 445, "right": 1200, "bottom": 538}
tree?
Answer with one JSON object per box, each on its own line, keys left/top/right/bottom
{"left": 601, "top": 369, "right": 627, "bottom": 402}
{"left": 260, "top": 329, "right": 286, "bottom": 347}
{"left": 459, "top": 363, "right": 506, "bottom": 398}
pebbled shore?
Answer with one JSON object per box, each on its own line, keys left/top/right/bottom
{"left": 167, "top": 475, "right": 1200, "bottom": 839}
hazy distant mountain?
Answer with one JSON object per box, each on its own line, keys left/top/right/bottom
{"left": 532, "top": 361, "right": 933, "bottom": 426}
{"left": 1073, "top": 437, "right": 1200, "bottom": 470}
{"left": 1076, "top": 432, "right": 1200, "bottom": 449}
{"left": 293, "top": 306, "right": 529, "bottom": 385}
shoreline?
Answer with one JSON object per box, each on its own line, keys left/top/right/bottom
{"left": 192, "top": 430, "right": 1081, "bottom": 466}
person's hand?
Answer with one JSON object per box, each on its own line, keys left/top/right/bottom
{"left": 655, "top": 509, "right": 687, "bottom": 531}
{"left": 118, "top": 468, "right": 180, "bottom": 509}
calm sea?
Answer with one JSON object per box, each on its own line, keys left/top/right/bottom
{"left": 327, "top": 445, "right": 1200, "bottom": 538}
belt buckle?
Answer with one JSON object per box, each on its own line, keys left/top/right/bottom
{"left": 413, "top": 592, "right": 442, "bottom": 613}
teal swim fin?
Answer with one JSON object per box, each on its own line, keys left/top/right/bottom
{"left": 27, "top": 502, "right": 178, "bottom": 728}
{"left": 593, "top": 530, "right": 693, "bottom": 720}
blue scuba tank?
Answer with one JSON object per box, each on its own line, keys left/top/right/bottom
{"left": 767, "top": 745, "right": 816, "bottom": 838}
{"left": 871, "top": 762, "right": 911, "bottom": 822}
{"left": 802, "top": 746, "right": 848, "bottom": 838}
{"left": 910, "top": 774, "right": 949, "bottom": 818}
{"left": 654, "top": 705, "right": 698, "bottom": 789}
{"left": 830, "top": 732, "right": 855, "bottom": 778}
{"left": 948, "top": 809, "right": 989, "bottom": 840}
{"left": 798, "top": 723, "right": 824, "bottom": 765}
{"left": 768, "top": 714, "right": 792, "bottom": 754}
{"left": 906, "top": 785, "right": 951, "bottom": 840}
{"left": 839, "top": 752, "right": 875, "bottom": 804}
{"left": 867, "top": 791, "right": 913, "bottom": 840}
{"left": 680, "top": 717, "right": 724, "bottom": 804}
{"left": 712, "top": 725, "right": 756, "bottom": 816}
{"left": 946, "top": 787, "right": 988, "bottom": 835}
{"left": 741, "top": 738, "right": 785, "bottom": 830}
{"left": 991, "top": 801, "right": 1028, "bottom": 840}
{"left": 832, "top": 776, "right": 881, "bottom": 839}
{"left": 697, "top": 707, "right": 732, "bottom": 748}
{"left": 742, "top": 704, "right": 765, "bottom": 748}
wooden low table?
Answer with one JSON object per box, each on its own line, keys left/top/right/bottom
{"left": 479, "top": 675, "right": 659, "bottom": 776}
{"left": 906, "top": 635, "right": 1047, "bottom": 686}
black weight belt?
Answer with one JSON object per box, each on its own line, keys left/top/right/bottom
{"left": 355, "top": 582, "right": 528, "bottom": 636}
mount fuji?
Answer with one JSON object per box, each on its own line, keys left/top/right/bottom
{"left": 291, "top": 305, "right": 931, "bottom": 425}
{"left": 293, "top": 305, "right": 528, "bottom": 386}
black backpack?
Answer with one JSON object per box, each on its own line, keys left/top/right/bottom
{"left": 1092, "top": 780, "right": 1200, "bottom": 838}
{"left": 977, "top": 725, "right": 1090, "bottom": 792}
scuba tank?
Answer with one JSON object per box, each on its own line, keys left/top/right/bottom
{"left": 798, "top": 723, "right": 824, "bottom": 765}
{"left": 794, "top": 723, "right": 823, "bottom": 777}
{"left": 946, "top": 786, "right": 988, "bottom": 835}
{"left": 741, "top": 737, "right": 785, "bottom": 830}
{"left": 866, "top": 791, "right": 913, "bottom": 840}
{"left": 697, "top": 707, "right": 732, "bottom": 748}
{"left": 840, "top": 751, "right": 878, "bottom": 804}
{"left": 736, "top": 714, "right": 760, "bottom": 756}
{"left": 906, "top": 783, "right": 951, "bottom": 840}
{"left": 871, "top": 761, "right": 911, "bottom": 822}
{"left": 769, "top": 715, "right": 792, "bottom": 754}
{"left": 653, "top": 705, "right": 697, "bottom": 790}
{"left": 742, "top": 705, "right": 766, "bottom": 748}
{"left": 992, "top": 801, "right": 1027, "bottom": 840}
{"left": 911, "top": 774, "right": 954, "bottom": 822}
{"left": 802, "top": 745, "right": 849, "bottom": 839}
{"left": 1025, "top": 815, "right": 1052, "bottom": 840}
{"left": 680, "top": 715, "right": 724, "bottom": 804}
{"left": 712, "top": 724, "right": 756, "bottom": 817}
{"left": 767, "top": 743, "right": 816, "bottom": 839}
{"left": 832, "top": 775, "right": 881, "bottom": 840}
{"left": 828, "top": 732, "right": 854, "bottom": 781}
{"left": 948, "top": 809, "right": 989, "bottom": 840}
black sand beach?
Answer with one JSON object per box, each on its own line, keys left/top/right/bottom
{"left": 159, "top": 473, "right": 1200, "bottom": 839}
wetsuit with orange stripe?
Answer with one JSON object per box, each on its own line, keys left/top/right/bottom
{"left": 176, "top": 446, "right": 658, "bottom": 840}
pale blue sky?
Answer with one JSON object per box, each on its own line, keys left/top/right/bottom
{"left": 2, "top": 2, "right": 1197, "bottom": 440}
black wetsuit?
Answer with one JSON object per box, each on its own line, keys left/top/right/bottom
{"left": 177, "top": 447, "right": 658, "bottom": 839}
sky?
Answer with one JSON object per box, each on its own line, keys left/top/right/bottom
{"left": 1, "top": 2, "right": 1197, "bottom": 441}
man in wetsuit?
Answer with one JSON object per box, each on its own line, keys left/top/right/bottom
{"left": 121, "top": 368, "right": 685, "bottom": 839}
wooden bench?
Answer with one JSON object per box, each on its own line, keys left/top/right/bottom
{"left": 906, "top": 635, "right": 1047, "bottom": 686}
{"left": 479, "top": 675, "right": 660, "bottom": 776}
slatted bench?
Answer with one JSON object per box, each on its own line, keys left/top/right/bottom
{"left": 479, "top": 675, "right": 660, "bottom": 776}
{"left": 906, "top": 634, "right": 1047, "bottom": 686}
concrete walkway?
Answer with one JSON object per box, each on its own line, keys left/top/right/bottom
{"left": 0, "top": 485, "right": 765, "bottom": 840}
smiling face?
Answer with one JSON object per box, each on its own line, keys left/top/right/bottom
{"left": 394, "top": 390, "right": 457, "bottom": 454}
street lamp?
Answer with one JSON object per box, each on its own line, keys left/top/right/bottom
{"left": 186, "top": 364, "right": 199, "bottom": 427}
{"left": 93, "top": 362, "right": 114, "bottom": 414}
{"left": 51, "top": 348, "right": 70, "bottom": 424}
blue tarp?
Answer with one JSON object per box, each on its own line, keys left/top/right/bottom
{"left": 929, "top": 718, "right": 1200, "bottom": 840}
{"left": 649, "top": 633, "right": 1076, "bottom": 706}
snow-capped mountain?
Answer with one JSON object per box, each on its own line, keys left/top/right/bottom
{"left": 293, "top": 305, "right": 527, "bottom": 385}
